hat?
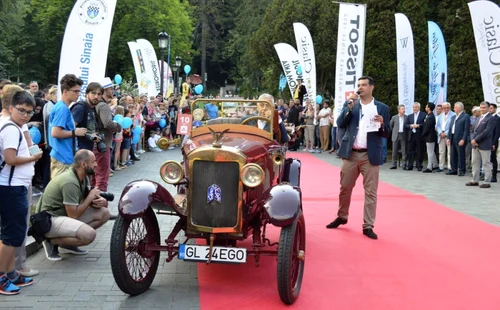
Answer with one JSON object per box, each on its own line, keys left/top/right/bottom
{"left": 100, "top": 77, "right": 114, "bottom": 89}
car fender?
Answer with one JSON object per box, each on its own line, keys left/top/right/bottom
{"left": 258, "top": 183, "right": 302, "bottom": 227}
{"left": 280, "top": 158, "right": 301, "bottom": 187}
{"left": 118, "top": 180, "right": 179, "bottom": 219}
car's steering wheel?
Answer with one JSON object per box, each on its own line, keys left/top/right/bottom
{"left": 241, "top": 116, "right": 270, "bottom": 127}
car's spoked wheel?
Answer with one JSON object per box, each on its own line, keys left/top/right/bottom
{"left": 277, "top": 210, "right": 306, "bottom": 305}
{"left": 110, "top": 207, "right": 160, "bottom": 295}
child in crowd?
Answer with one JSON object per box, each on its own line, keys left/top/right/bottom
{"left": 113, "top": 106, "right": 124, "bottom": 171}
{"left": 120, "top": 109, "right": 132, "bottom": 168}
{"left": 148, "top": 130, "right": 163, "bottom": 152}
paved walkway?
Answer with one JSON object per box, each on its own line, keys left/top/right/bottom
{"left": 1, "top": 148, "right": 497, "bottom": 309}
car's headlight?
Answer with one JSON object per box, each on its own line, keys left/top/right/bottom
{"left": 240, "top": 163, "right": 265, "bottom": 187}
{"left": 160, "top": 160, "right": 184, "bottom": 184}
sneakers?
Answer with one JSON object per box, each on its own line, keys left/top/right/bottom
{"left": 11, "top": 274, "right": 33, "bottom": 288}
{"left": 0, "top": 275, "right": 20, "bottom": 295}
{"left": 42, "top": 240, "right": 62, "bottom": 261}
{"left": 59, "top": 245, "right": 88, "bottom": 255}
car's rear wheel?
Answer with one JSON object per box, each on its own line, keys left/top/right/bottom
{"left": 277, "top": 210, "right": 306, "bottom": 305}
{"left": 110, "top": 207, "right": 160, "bottom": 296}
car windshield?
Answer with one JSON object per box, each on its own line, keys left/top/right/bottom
{"left": 189, "top": 99, "right": 274, "bottom": 134}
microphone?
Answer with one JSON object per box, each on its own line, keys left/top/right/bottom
{"left": 348, "top": 91, "right": 361, "bottom": 104}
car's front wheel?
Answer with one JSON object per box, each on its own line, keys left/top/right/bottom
{"left": 110, "top": 207, "right": 160, "bottom": 296}
{"left": 277, "top": 210, "right": 306, "bottom": 305}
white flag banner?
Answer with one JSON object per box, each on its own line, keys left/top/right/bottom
{"left": 395, "top": 13, "right": 415, "bottom": 115}
{"left": 274, "top": 43, "right": 303, "bottom": 99}
{"left": 58, "top": 0, "right": 117, "bottom": 100}
{"left": 127, "top": 41, "right": 149, "bottom": 96}
{"left": 333, "top": 3, "right": 367, "bottom": 123}
{"left": 159, "top": 61, "right": 173, "bottom": 97}
{"left": 136, "top": 39, "right": 161, "bottom": 97}
{"left": 468, "top": 0, "right": 500, "bottom": 106}
{"left": 293, "top": 22, "right": 317, "bottom": 122}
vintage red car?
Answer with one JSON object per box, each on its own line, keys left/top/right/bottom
{"left": 110, "top": 98, "right": 305, "bottom": 304}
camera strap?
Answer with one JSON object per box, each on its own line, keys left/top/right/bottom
{"left": 71, "top": 168, "right": 87, "bottom": 197}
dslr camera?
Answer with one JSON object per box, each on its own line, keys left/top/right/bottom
{"left": 85, "top": 186, "right": 115, "bottom": 202}
{"left": 86, "top": 132, "right": 107, "bottom": 153}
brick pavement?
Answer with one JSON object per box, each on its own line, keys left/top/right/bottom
{"left": 0, "top": 148, "right": 199, "bottom": 310}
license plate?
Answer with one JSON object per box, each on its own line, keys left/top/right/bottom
{"left": 178, "top": 244, "right": 247, "bottom": 263}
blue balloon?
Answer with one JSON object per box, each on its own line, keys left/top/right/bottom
{"left": 122, "top": 117, "right": 133, "bottom": 129}
{"left": 184, "top": 65, "right": 191, "bottom": 75}
{"left": 132, "top": 134, "right": 141, "bottom": 145}
{"left": 29, "top": 127, "right": 41, "bottom": 144}
{"left": 297, "top": 65, "right": 303, "bottom": 75}
{"left": 113, "top": 114, "right": 124, "bottom": 125}
{"left": 133, "top": 126, "right": 142, "bottom": 136}
{"left": 159, "top": 119, "right": 167, "bottom": 128}
{"left": 194, "top": 84, "right": 203, "bottom": 95}
{"left": 316, "top": 95, "right": 323, "bottom": 105}
{"left": 114, "top": 74, "right": 122, "bottom": 85}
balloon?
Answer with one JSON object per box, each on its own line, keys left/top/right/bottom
{"left": 122, "top": 117, "right": 133, "bottom": 129}
{"left": 184, "top": 65, "right": 191, "bottom": 75}
{"left": 29, "top": 127, "right": 41, "bottom": 144}
{"left": 133, "top": 126, "right": 142, "bottom": 136}
{"left": 159, "top": 119, "right": 167, "bottom": 128}
{"left": 297, "top": 65, "right": 302, "bottom": 75}
{"left": 113, "top": 114, "right": 124, "bottom": 125}
{"left": 132, "top": 134, "right": 141, "bottom": 145}
{"left": 114, "top": 74, "right": 122, "bottom": 85}
{"left": 194, "top": 84, "right": 203, "bottom": 94}
{"left": 316, "top": 95, "right": 323, "bottom": 104}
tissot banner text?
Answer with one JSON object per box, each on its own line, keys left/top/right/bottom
{"left": 274, "top": 43, "right": 303, "bottom": 99}
{"left": 137, "top": 39, "right": 162, "bottom": 97}
{"left": 58, "top": 0, "right": 117, "bottom": 100}
{"left": 468, "top": 0, "right": 500, "bottom": 106}
{"left": 127, "top": 41, "right": 149, "bottom": 96}
{"left": 428, "top": 21, "right": 447, "bottom": 106}
{"left": 395, "top": 13, "right": 415, "bottom": 115}
{"left": 334, "top": 3, "right": 367, "bottom": 122}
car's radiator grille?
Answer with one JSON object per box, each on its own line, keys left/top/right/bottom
{"left": 191, "top": 161, "right": 239, "bottom": 228}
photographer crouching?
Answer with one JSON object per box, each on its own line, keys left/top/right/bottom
{"left": 34, "top": 150, "right": 112, "bottom": 261}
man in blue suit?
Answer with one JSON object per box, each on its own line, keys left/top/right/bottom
{"left": 405, "top": 102, "right": 426, "bottom": 171}
{"left": 326, "top": 76, "right": 390, "bottom": 240}
{"left": 435, "top": 102, "right": 455, "bottom": 171}
{"left": 447, "top": 102, "right": 470, "bottom": 176}
{"left": 465, "top": 101, "right": 495, "bottom": 188}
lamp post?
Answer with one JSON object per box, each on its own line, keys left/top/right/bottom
{"left": 175, "top": 56, "right": 182, "bottom": 95}
{"left": 158, "top": 31, "right": 169, "bottom": 100}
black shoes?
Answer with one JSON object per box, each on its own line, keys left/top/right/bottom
{"left": 326, "top": 217, "right": 347, "bottom": 228}
{"left": 422, "top": 169, "right": 432, "bottom": 173}
{"left": 363, "top": 228, "right": 378, "bottom": 240}
{"left": 390, "top": 166, "right": 397, "bottom": 170}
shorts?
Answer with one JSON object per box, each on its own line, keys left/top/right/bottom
{"left": 50, "top": 157, "right": 72, "bottom": 180}
{"left": 0, "top": 185, "right": 29, "bottom": 247}
{"left": 45, "top": 207, "right": 100, "bottom": 239}
{"left": 121, "top": 137, "right": 131, "bottom": 150}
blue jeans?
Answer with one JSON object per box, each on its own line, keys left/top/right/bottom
{"left": 331, "top": 127, "right": 338, "bottom": 150}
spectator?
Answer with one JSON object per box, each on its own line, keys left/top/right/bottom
{"left": 38, "top": 150, "right": 110, "bottom": 261}
{"left": 147, "top": 130, "right": 163, "bottom": 152}
{"left": 48, "top": 74, "right": 88, "bottom": 179}
{"left": 0, "top": 89, "right": 42, "bottom": 295}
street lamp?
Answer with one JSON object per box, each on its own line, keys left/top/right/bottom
{"left": 174, "top": 56, "right": 182, "bottom": 95}
{"left": 172, "top": 66, "right": 178, "bottom": 95}
{"left": 158, "top": 31, "right": 169, "bottom": 100}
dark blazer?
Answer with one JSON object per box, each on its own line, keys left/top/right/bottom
{"left": 492, "top": 114, "right": 500, "bottom": 147}
{"left": 389, "top": 114, "right": 407, "bottom": 142}
{"left": 447, "top": 112, "right": 471, "bottom": 143}
{"left": 336, "top": 99, "right": 391, "bottom": 166}
{"left": 471, "top": 113, "right": 494, "bottom": 151}
{"left": 405, "top": 111, "right": 426, "bottom": 141}
{"left": 421, "top": 113, "right": 437, "bottom": 143}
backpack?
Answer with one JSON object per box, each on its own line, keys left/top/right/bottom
{"left": 0, "top": 123, "right": 23, "bottom": 185}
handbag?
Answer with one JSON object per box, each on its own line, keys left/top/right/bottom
{"left": 27, "top": 211, "right": 52, "bottom": 243}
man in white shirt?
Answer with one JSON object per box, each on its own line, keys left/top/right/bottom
{"left": 435, "top": 102, "right": 455, "bottom": 171}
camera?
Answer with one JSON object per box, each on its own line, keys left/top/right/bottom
{"left": 85, "top": 186, "right": 115, "bottom": 202}
{"left": 85, "top": 132, "right": 107, "bottom": 153}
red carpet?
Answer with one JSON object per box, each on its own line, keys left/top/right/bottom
{"left": 197, "top": 153, "right": 500, "bottom": 310}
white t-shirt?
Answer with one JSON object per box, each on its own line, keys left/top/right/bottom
{"left": 0, "top": 120, "right": 34, "bottom": 187}
{"left": 148, "top": 137, "right": 157, "bottom": 149}
{"left": 353, "top": 98, "right": 375, "bottom": 149}
{"left": 318, "top": 107, "right": 331, "bottom": 126}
